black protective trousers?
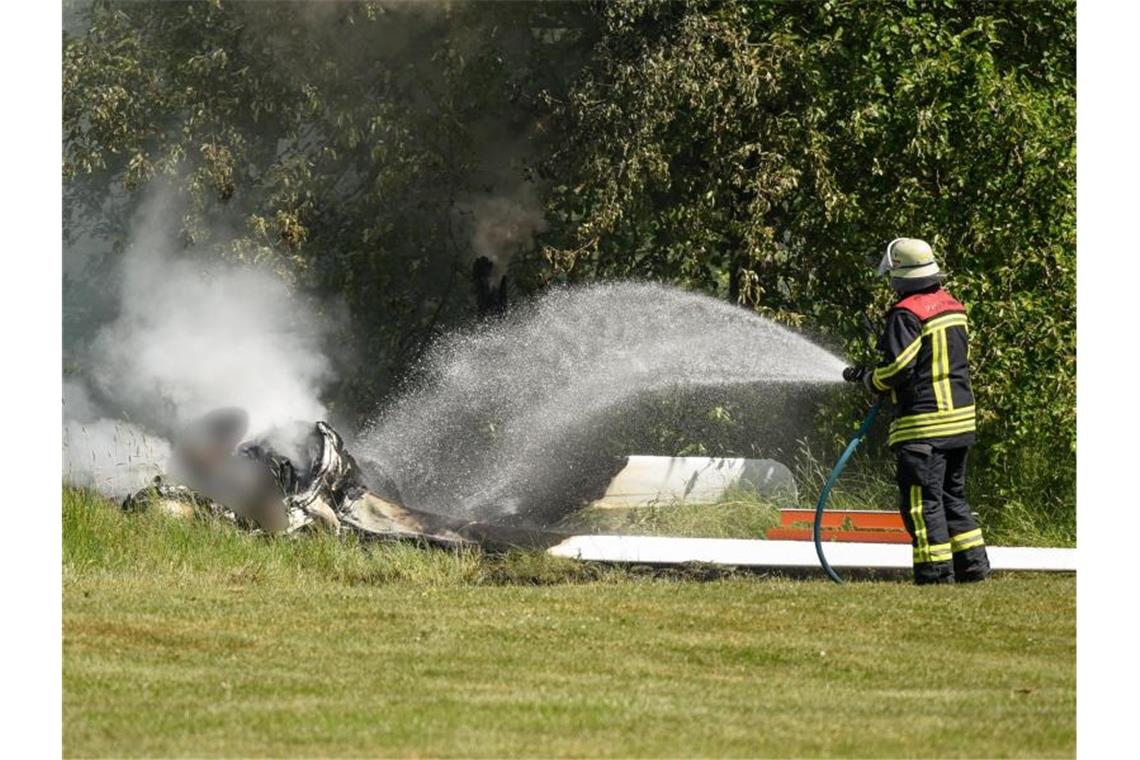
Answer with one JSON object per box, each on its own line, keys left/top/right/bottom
{"left": 895, "top": 444, "right": 991, "bottom": 584}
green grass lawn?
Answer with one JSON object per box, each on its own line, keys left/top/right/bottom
{"left": 63, "top": 488, "right": 1075, "bottom": 758}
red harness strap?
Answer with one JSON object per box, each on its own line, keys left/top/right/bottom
{"left": 894, "top": 289, "right": 966, "bottom": 321}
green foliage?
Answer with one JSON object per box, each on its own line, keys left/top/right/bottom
{"left": 64, "top": 1, "right": 1075, "bottom": 535}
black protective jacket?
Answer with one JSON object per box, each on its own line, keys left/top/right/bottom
{"left": 870, "top": 285, "right": 976, "bottom": 448}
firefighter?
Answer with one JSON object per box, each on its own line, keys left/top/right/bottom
{"left": 843, "top": 238, "right": 991, "bottom": 584}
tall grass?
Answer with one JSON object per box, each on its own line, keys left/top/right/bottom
{"left": 63, "top": 487, "right": 625, "bottom": 587}
{"left": 790, "top": 438, "right": 896, "bottom": 511}
{"left": 788, "top": 438, "right": 1073, "bottom": 547}
{"left": 553, "top": 488, "right": 782, "bottom": 539}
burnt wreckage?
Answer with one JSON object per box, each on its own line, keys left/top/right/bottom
{"left": 123, "top": 408, "right": 554, "bottom": 550}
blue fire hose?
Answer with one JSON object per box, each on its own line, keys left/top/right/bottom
{"left": 814, "top": 399, "right": 882, "bottom": 584}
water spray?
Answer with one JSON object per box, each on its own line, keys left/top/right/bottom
{"left": 361, "top": 282, "right": 846, "bottom": 523}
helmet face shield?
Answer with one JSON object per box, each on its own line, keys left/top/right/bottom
{"left": 876, "top": 238, "right": 906, "bottom": 277}
{"left": 875, "top": 248, "right": 894, "bottom": 277}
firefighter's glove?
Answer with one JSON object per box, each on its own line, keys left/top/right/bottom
{"left": 842, "top": 365, "right": 868, "bottom": 384}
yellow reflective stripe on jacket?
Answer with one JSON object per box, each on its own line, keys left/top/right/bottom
{"left": 892, "top": 404, "right": 976, "bottom": 423}
{"left": 872, "top": 334, "right": 923, "bottom": 388}
{"left": 889, "top": 419, "right": 977, "bottom": 446}
{"left": 892, "top": 417, "right": 977, "bottom": 438}
{"left": 922, "top": 313, "right": 968, "bottom": 335}
{"left": 951, "top": 529, "right": 985, "bottom": 553}
{"left": 939, "top": 326, "right": 954, "bottom": 409}
{"left": 889, "top": 421, "right": 977, "bottom": 446}
{"left": 889, "top": 407, "right": 976, "bottom": 444}
{"left": 932, "top": 328, "right": 952, "bottom": 411}
{"left": 891, "top": 405, "right": 976, "bottom": 432}
{"left": 930, "top": 327, "right": 946, "bottom": 410}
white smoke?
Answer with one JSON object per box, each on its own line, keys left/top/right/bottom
{"left": 86, "top": 249, "right": 332, "bottom": 434}
{"left": 63, "top": 185, "right": 336, "bottom": 496}
{"left": 361, "top": 281, "right": 846, "bottom": 522}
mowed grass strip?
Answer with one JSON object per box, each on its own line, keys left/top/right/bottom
{"left": 63, "top": 488, "right": 1075, "bottom": 758}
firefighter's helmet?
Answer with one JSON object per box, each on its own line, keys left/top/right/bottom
{"left": 875, "top": 238, "right": 940, "bottom": 280}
